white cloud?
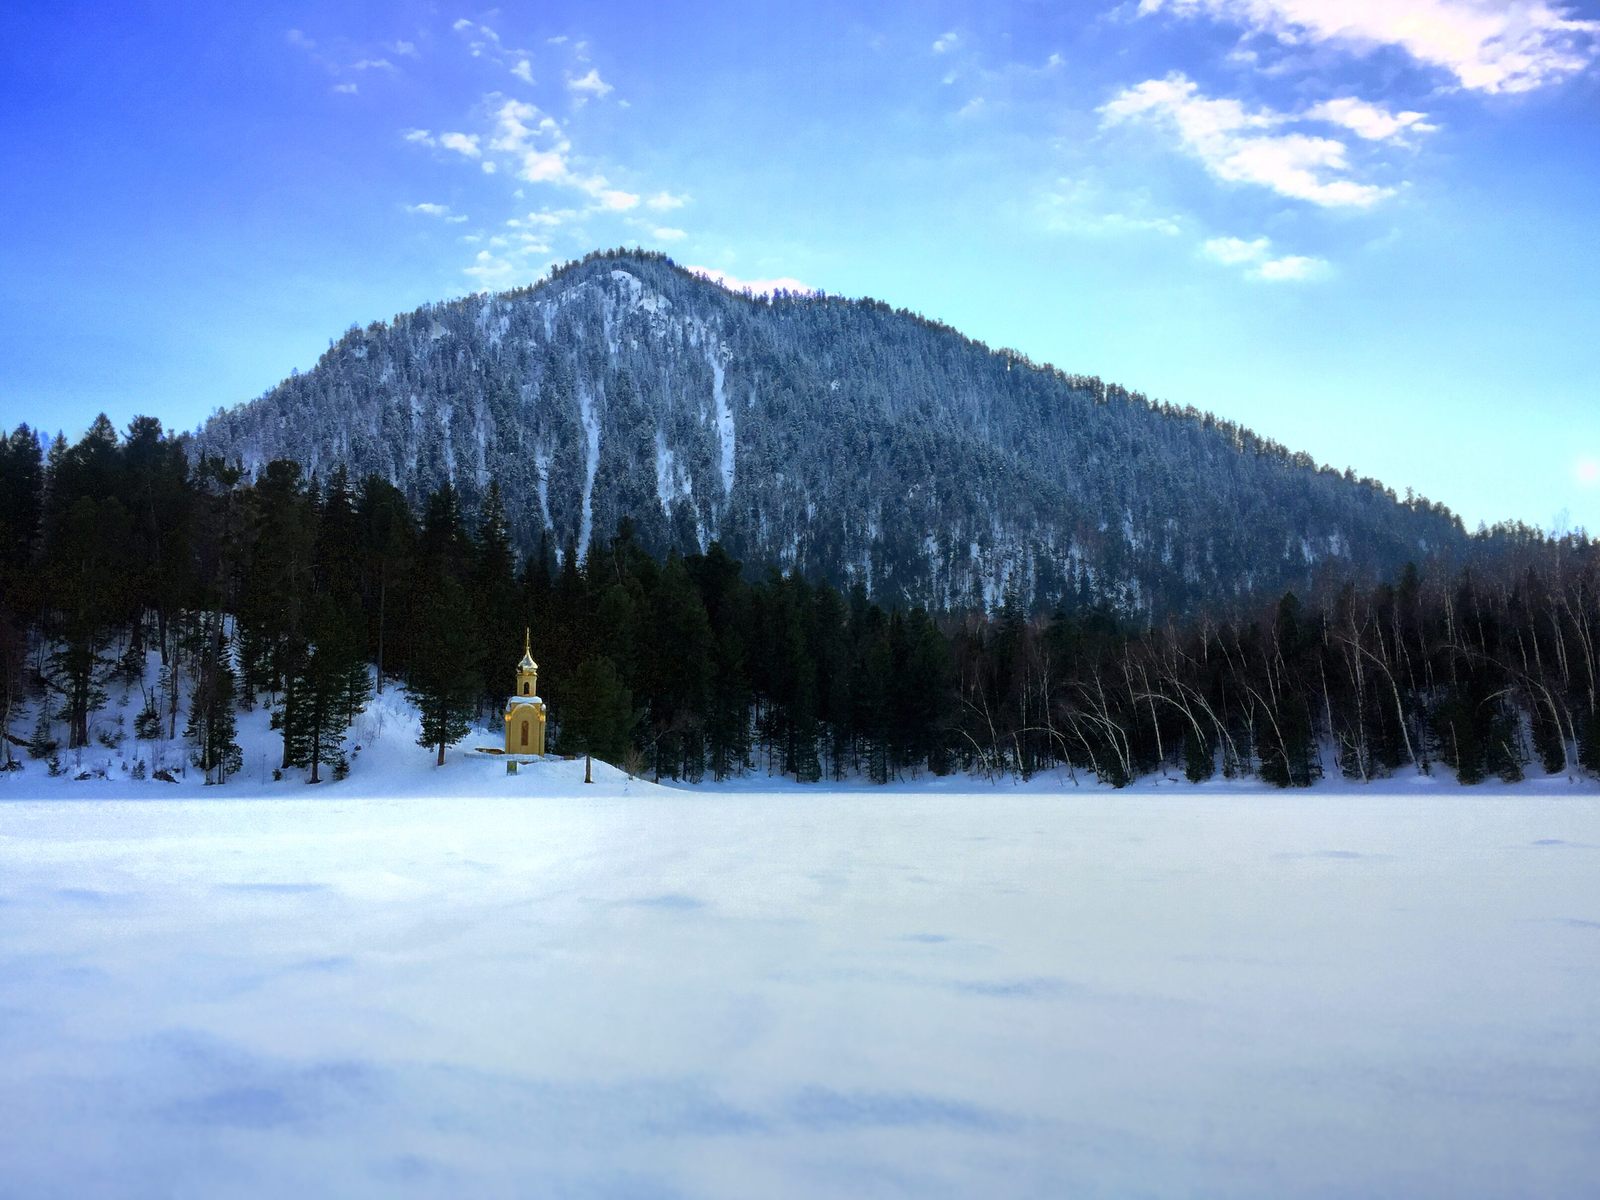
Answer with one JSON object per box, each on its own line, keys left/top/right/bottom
{"left": 389, "top": 40, "right": 419, "bottom": 58}
{"left": 567, "top": 68, "right": 614, "bottom": 98}
{"left": 286, "top": 29, "right": 316, "bottom": 51}
{"left": 406, "top": 202, "right": 463, "bottom": 219}
{"left": 451, "top": 18, "right": 502, "bottom": 59}
{"left": 1575, "top": 457, "right": 1599, "bottom": 487}
{"left": 521, "top": 149, "right": 571, "bottom": 182}
{"left": 688, "top": 266, "right": 814, "bottom": 296}
{"left": 596, "top": 188, "right": 640, "bottom": 211}
{"left": 1254, "top": 253, "right": 1329, "bottom": 280}
{"left": 1202, "top": 235, "right": 1272, "bottom": 264}
{"left": 650, "top": 226, "right": 687, "bottom": 241}
{"left": 404, "top": 126, "right": 486, "bottom": 161}
{"left": 512, "top": 58, "right": 534, "bottom": 84}
{"left": 1201, "top": 234, "right": 1329, "bottom": 280}
{"left": 463, "top": 249, "right": 521, "bottom": 290}
{"left": 482, "top": 98, "right": 580, "bottom": 187}
{"left": 351, "top": 58, "right": 395, "bottom": 72}
{"left": 439, "top": 131, "right": 482, "bottom": 158}
{"left": 932, "top": 31, "right": 959, "bottom": 54}
{"left": 1041, "top": 181, "right": 1184, "bottom": 237}
{"left": 481, "top": 160, "right": 498, "bottom": 174}
{"left": 512, "top": 208, "right": 579, "bottom": 228}
{"left": 1139, "top": 0, "right": 1599, "bottom": 94}
{"left": 1101, "top": 73, "right": 1394, "bottom": 207}
{"left": 645, "top": 190, "right": 689, "bottom": 211}
{"left": 489, "top": 98, "right": 542, "bottom": 152}
{"left": 1308, "top": 97, "right": 1436, "bottom": 141}
{"left": 332, "top": 82, "right": 359, "bottom": 95}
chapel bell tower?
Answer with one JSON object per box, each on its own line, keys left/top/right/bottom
{"left": 503, "top": 628, "right": 547, "bottom": 755}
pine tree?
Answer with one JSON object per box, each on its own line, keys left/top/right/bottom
{"left": 562, "top": 656, "right": 633, "bottom": 784}
{"left": 472, "top": 480, "right": 523, "bottom": 710}
{"left": 357, "top": 474, "right": 415, "bottom": 691}
{"left": 186, "top": 622, "right": 242, "bottom": 784}
{"left": 283, "top": 599, "right": 367, "bottom": 783}
{"left": 28, "top": 708, "right": 57, "bottom": 760}
{"left": 644, "top": 555, "right": 713, "bottom": 780}
{"left": 405, "top": 577, "right": 481, "bottom": 766}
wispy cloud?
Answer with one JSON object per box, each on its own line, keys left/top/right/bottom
{"left": 567, "top": 67, "right": 614, "bottom": 98}
{"left": 439, "top": 132, "right": 482, "bottom": 158}
{"left": 1139, "top": 0, "right": 1599, "bottom": 94}
{"left": 1307, "top": 97, "right": 1436, "bottom": 142}
{"left": 402, "top": 129, "right": 483, "bottom": 160}
{"left": 1101, "top": 73, "right": 1394, "bottom": 208}
{"left": 406, "top": 202, "right": 470, "bottom": 223}
{"left": 451, "top": 17, "right": 502, "bottom": 58}
{"left": 1254, "top": 253, "right": 1327, "bottom": 281}
{"left": 463, "top": 248, "right": 522, "bottom": 289}
{"left": 688, "top": 266, "right": 814, "bottom": 296}
{"left": 1201, "top": 235, "right": 1272, "bottom": 264}
{"left": 508, "top": 208, "right": 580, "bottom": 230}
{"left": 932, "top": 31, "right": 960, "bottom": 54}
{"left": 383, "top": 18, "right": 689, "bottom": 290}
{"left": 287, "top": 27, "right": 413, "bottom": 91}
{"left": 1040, "top": 180, "right": 1184, "bottom": 237}
{"left": 645, "top": 190, "right": 689, "bottom": 211}
{"left": 1201, "top": 234, "right": 1329, "bottom": 281}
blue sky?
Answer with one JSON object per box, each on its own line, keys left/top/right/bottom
{"left": 2, "top": 0, "right": 1597, "bottom": 531}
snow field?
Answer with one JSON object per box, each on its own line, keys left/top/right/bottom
{"left": 2, "top": 784, "right": 1598, "bottom": 1198}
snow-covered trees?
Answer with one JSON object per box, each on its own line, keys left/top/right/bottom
{"left": 191, "top": 249, "right": 1469, "bottom": 620}
{"left": 185, "top": 619, "right": 241, "bottom": 784}
{"left": 2, "top": 393, "right": 1598, "bottom": 791}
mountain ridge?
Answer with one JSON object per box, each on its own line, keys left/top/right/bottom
{"left": 194, "top": 248, "right": 1466, "bottom": 614}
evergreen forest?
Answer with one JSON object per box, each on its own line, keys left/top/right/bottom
{"left": 3, "top": 417, "right": 1598, "bottom": 789}
{"left": 194, "top": 250, "right": 1468, "bottom": 617}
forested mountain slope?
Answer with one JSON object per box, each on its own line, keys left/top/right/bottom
{"left": 194, "top": 249, "right": 1464, "bottom": 614}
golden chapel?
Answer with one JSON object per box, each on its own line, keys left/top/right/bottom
{"left": 503, "top": 630, "right": 548, "bottom": 756}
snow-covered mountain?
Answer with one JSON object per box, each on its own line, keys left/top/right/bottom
{"left": 194, "top": 249, "right": 1464, "bottom": 613}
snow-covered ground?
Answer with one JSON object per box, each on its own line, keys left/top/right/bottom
{"left": 3, "top": 770, "right": 1598, "bottom": 1198}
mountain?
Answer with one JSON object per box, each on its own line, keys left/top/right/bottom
{"left": 194, "top": 248, "right": 1465, "bottom": 614}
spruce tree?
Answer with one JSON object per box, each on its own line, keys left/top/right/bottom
{"left": 472, "top": 480, "right": 523, "bottom": 709}
{"left": 562, "top": 656, "right": 633, "bottom": 783}
{"left": 283, "top": 599, "right": 368, "bottom": 782}
{"left": 406, "top": 577, "right": 481, "bottom": 766}
{"left": 186, "top": 622, "right": 242, "bottom": 784}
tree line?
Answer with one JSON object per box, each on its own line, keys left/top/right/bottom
{"left": 1, "top": 417, "right": 1596, "bottom": 787}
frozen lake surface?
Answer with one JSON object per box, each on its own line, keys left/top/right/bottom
{"left": 3, "top": 772, "right": 1597, "bottom": 1198}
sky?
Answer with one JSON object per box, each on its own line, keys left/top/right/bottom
{"left": 1, "top": 0, "right": 1597, "bottom": 533}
